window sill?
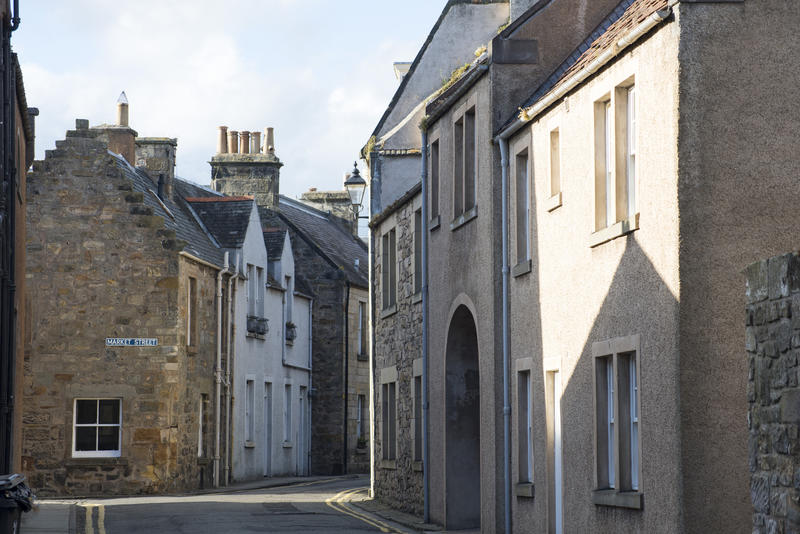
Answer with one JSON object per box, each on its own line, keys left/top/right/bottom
{"left": 244, "top": 441, "right": 256, "bottom": 449}
{"left": 512, "top": 259, "right": 532, "bottom": 278}
{"left": 282, "top": 441, "right": 293, "bottom": 449}
{"left": 355, "top": 447, "right": 368, "bottom": 455}
{"left": 357, "top": 353, "right": 368, "bottom": 362}
{"left": 379, "top": 459, "right": 397, "bottom": 470}
{"left": 187, "top": 345, "right": 197, "bottom": 355}
{"left": 412, "top": 292, "right": 422, "bottom": 304}
{"left": 429, "top": 215, "right": 441, "bottom": 232}
{"left": 246, "top": 332, "right": 266, "bottom": 341}
{"left": 380, "top": 305, "right": 397, "bottom": 320}
{"left": 515, "top": 482, "right": 534, "bottom": 498}
{"left": 589, "top": 213, "right": 639, "bottom": 248}
{"left": 546, "top": 192, "right": 562, "bottom": 212}
{"left": 413, "top": 461, "right": 423, "bottom": 472}
{"left": 285, "top": 339, "right": 294, "bottom": 347}
{"left": 65, "top": 457, "right": 128, "bottom": 467}
{"left": 591, "top": 489, "right": 643, "bottom": 510}
{"left": 450, "top": 205, "right": 478, "bottom": 231}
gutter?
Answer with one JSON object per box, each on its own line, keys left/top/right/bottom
{"left": 178, "top": 251, "right": 223, "bottom": 272}
{"left": 497, "top": 7, "right": 672, "bottom": 141}
{"left": 213, "top": 252, "right": 232, "bottom": 487}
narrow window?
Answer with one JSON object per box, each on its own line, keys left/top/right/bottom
{"left": 518, "top": 371, "right": 532, "bottom": 483}
{"left": 247, "top": 264, "right": 255, "bottom": 316}
{"left": 284, "top": 385, "right": 292, "bottom": 442}
{"left": 256, "top": 267, "right": 264, "bottom": 317}
{"left": 604, "top": 101, "right": 614, "bottom": 228}
{"left": 388, "top": 382, "right": 396, "bottom": 459}
{"left": 284, "top": 275, "right": 293, "bottom": 324}
{"left": 381, "top": 233, "right": 389, "bottom": 309}
{"left": 606, "top": 359, "right": 615, "bottom": 488}
{"left": 188, "top": 277, "right": 197, "bottom": 347}
{"left": 414, "top": 375, "right": 422, "bottom": 462}
{"left": 515, "top": 148, "right": 529, "bottom": 263}
{"left": 198, "top": 394, "right": 208, "bottom": 457}
{"left": 381, "top": 382, "right": 397, "bottom": 460}
{"left": 630, "top": 356, "right": 639, "bottom": 490}
{"left": 464, "top": 107, "right": 476, "bottom": 212}
{"left": 414, "top": 209, "right": 422, "bottom": 294}
{"left": 389, "top": 230, "right": 397, "bottom": 307}
{"left": 550, "top": 128, "right": 560, "bottom": 197}
{"left": 73, "top": 399, "right": 122, "bottom": 458}
{"left": 381, "top": 383, "right": 389, "bottom": 458}
{"left": 358, "top": 302, "right": 367, "bottom": 357}
{"left": 430, "top": 139, "right": 440, "bottom": 219}
{"left": 453, "top": 117, "right": 464, "bottom": 217}
{"left": 357, "top": 394, "right": 365, "bottom": 441}
{"left": 245, "top": 379, "right": 255, "bottom": 444}
{"left": 626, "top": 86, "right": 636, "bottom": 219}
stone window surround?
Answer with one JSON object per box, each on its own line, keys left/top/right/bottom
{"left": 513, "top": 357, "right": 535, "bottom": 499}
{"left": 510, "top": 132, "right": 532, "bottom": 276}
{"left": 591, "top": 66, "right": 638, "bottom": 247}
{"left": 591, "top": 333, "right": 643, "bottom": 510}
{"left": 428, "top": 126, "right": 441, "bottom": 230}
{"left": 412, "top": 358, "right": 423, "bottom": 471}
{"left": 451, "top": 94, "right": 478, "bottom": 229}
{"left": 380, "top": 226, "right": 398, "bottom": 319}
{"left": 379, "top": 366, "right": 398, "bottom": 469}
{"left": 66, "top": 384, "right": 136, "bottom": 461}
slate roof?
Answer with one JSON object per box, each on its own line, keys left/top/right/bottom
{"left": 110, "top": 153, "right": 225, "bottom": 266}
{"left": 186, "top": 197, "right": 254, "bottom": 249}
{"left": 499, "top": 0, "right": 669, "bottom": 131}
{"left": 257, "top": 197, "right": 368, "bottom": 288}
{"left": 263, "top": 228, "right": 286, "bottom": 260}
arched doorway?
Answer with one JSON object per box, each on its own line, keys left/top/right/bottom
{"left": 445, "top": 305, "right": 480, "bottom": 529}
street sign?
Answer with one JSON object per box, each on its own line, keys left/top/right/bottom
{"left": 105, "top": 338, "right": 158, "bottom": 347}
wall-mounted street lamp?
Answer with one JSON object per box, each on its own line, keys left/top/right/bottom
{"left": 343, "top": 161, "right": 368, "bottom": 219}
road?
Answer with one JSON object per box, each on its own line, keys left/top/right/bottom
{"left": 70, "top": 476, "right": 413, "bottom": 534}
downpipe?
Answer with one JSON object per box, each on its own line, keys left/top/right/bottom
{"left": 498, "top": 136, "right": 511, "bottom": 534}
{"left": 420, "top": 126, "right": 430, "bottom": 522}
{"left": 214, "top": 252, "right": 231, "bottom": 488}
{"left": 223, "top": 255, "right": 236, "bottom": 486}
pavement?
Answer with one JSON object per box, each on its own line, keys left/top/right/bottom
{"left": 20, "top": 474, "right": 448, "bottom": 534}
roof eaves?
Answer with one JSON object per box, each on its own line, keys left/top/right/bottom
{"left": 369, "top": 181, "right": 423, "bottom": 229}
{"left": 425, "top": 62, "right": 489, "bottom": 125}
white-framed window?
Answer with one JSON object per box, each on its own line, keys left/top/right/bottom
{"left": 247, "top": 264, "right": 255, "bottom": 316}
{"left": 187, "top": 277, "right": 197, "bottom": 347}
{"left": 256, "top": 267, "right": 264, "bottom": 317}
{"left": 594, "top": 80, "right": 637, "bottom": 232}
{"left": 245, "top": 379, "right": 255, "bottom": 444}
{"left": 550, "top": 127, "right": 561, "bottom": 198}
{"left": 593, "top": 335, "right": 641, "bottom": 496}
{"left": 381, "top": 229, "right": 397, "bottom": 310}
{"left": 73, "top": 398, "right": 121, "bottom": 458}
{"left": 284, "top": 275, "right": 293, "bottom": 324}
{"left": 284, "top": 384, "right": 292, "bottom": 443}
{"left": 518, "top": 370, "right": 533, "bottom": 483}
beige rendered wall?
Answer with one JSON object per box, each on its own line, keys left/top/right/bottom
{"left": 426, "top": 74, "right": 504, "bottom": 532}
{"left": 507, "top": 21, "right": 682, "bottom": 532}
{"left": 675, "top": 2, "right": 800, "bottom": 532}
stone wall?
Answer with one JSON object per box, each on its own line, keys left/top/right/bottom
{"left": 746, "top": 252, "right": 800, "bottom": 533}
{"left": 299, "top": 190, "right": 355, "bottom": 234}
{"left": 211, "top": 154, "right": 282, "bottom": 209}
{"left": 23, "top": 125, "right": 218, "bottom": 496}
{"left": 372, "top": 193, "right": 423, "bottom": 515}
{"left": 346, "top": 286, "right": 370, "bottom": 474}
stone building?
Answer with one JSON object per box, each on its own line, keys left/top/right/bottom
{"left": 23, "top": 102, "right": 237, "bottom": 496}
{"left": 369, "top": 0, "right": 800, "bottom": 532}
{"left": 210, "top": 127, "right": 369, "bottom": 475}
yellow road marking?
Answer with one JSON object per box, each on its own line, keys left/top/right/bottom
{"left": 84, "top": 505, "right": 93, "bottom": 534}
{"left": 97, "top": 504, "right": 106, "bottom": 534}
{"left": 325, "top": 487, "right": 403, "bottom": 533}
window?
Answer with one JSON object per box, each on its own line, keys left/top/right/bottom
{"left": 198, "top": 394, "right": 208, "bottom": 457}
{"left": 245, "top": 379, "right": 255, "bottom": 444}
{"left": 381, "top": 229, "right": 397, "bottom": 310}
{"left": 592, "top": 335, "right": 642, "bottom": 507}
{"left": 284, "top": 384, "right": 292, "bottom": 443}
{"left": 381, "top": 381, "right": 397, "bottom": 460}
{"left": 357, "top": 301, "right": 367, "bottom": 358}
{"left": 515, "top": 148, "right": 530, "bottom": 264}
{"left": 594, "top": 82, "right": 637, "bottom": 233}
{"left": 453, "top": 104, "right": 476, "bottom": 219}
{"left": 188, "top": 277, "right": 197, "bottom": 347}
{"left": 550, "top": 128, "right": 561, "bottom": 198}
{"left": 256, "top": 267, "right": 264, "bottom": 317}
{"left": 73, "top": 399, "right": 121, "bottom": 458}
{"left": 414, "top": 375, "right": 422, "bottom": 462}
{"left": 284, "top": 275, "right": 293, "bottom": 324}
{"left": 357, "top": 394, "right": 366, "bottom": 441}
{"left": 518, "top": 371, "right": 533, "bottom": 483}
{"left": 414, "top": 209, "right": 422, "bottom": 295}
{"left": 247, "top": 264, "right": 255, "bottom": 316}
{"left": 430, "top": 138, "right": 440, "bottom": 221}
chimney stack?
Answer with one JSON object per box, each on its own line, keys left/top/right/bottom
{"left": 229, "top": 131, "right": 239, "bottom": 154}
{"left": 265, "top": 127, "right": 275, "bottom": 155}
{"left": 251, "top": 131, "right": 261, "bottom": 154}
{"left": 240, "top": 131, "right": 250, "bottom": 154}
{"left": 116, "top": 91, "right": 129, "bottom": 127}
{"left": 217, "top": 126, "right": 228, "bottom": 154}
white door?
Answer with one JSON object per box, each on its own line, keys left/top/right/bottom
{"left": 263, "top": 383, "right": 272, "bottom": 477}
{"left": 298, "top": 387, "right": 307, "bottom": 475}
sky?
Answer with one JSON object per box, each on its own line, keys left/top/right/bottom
{"left": 12, "top": 1, "right": 445, "bottom": 199}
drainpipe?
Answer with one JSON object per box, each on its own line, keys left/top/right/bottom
{"left": 420, "top": 126, "right": 430, "bottom": 523}
{"left": 214, "top": 252, "right": 231, "bottom": 488}
{"left": 224, "top": 254, "right": 236, "bottom": 485}
{"left": 498, "top": 136, "right": 511, "bottom": 534}
{"left": 343, "top": 280, "right": 351, "bottom": 474}
{"left": 10, "top": 0, "right": 19, "bottom": 32}
{"left": 307, "top": 297, "right": 313, "bottom": 475}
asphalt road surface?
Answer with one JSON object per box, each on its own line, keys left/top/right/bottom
{"left": 72, "top": 476, "right": 413, "bottom": 534}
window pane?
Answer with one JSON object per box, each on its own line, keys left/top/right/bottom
{"left": 98, "top": 400, "right": 120, "bottom": 424}
{"left": 76, "top": 400, "right": 97, "bottom": 425}
{"left": 98, "top": 427, "right": 120, "bottom": 451}
{"left": 75, "top": 427, "right": 97, "bottom": 451}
